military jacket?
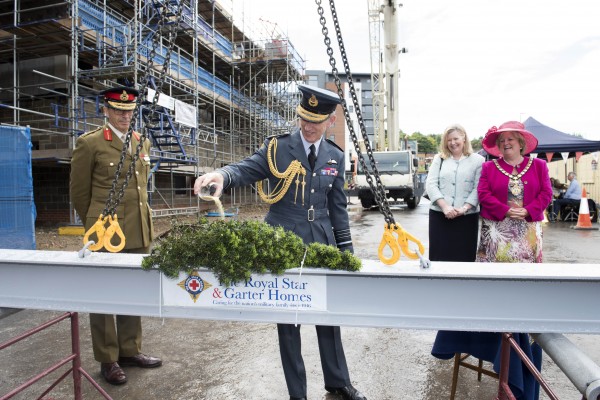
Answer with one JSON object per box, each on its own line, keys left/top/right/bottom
{"left": 70, "top": 125, "right": 153, "bottom": 250}
{"left": 220, "top": 129, "right": 352, "bottom": 252}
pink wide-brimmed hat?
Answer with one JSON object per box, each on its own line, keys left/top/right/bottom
{"left": 482, "top": 120, "right": 538, "bottom": 157}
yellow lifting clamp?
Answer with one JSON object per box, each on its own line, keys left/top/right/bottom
{"left": 103, "top": 214, "right": 126, "bottom": 253}
{"left": 378, "top": 223, "right": 425, "bottom": 265}
{"left": 82, "top": 214, "right": 126, "bottom": 253}
{"left": 83, "top": 214, "right": 108, "bottom": 252}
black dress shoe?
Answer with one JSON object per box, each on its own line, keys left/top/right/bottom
{"left": 118, "top": 353, "right": 162, "bottom": 368}
{"left": 325, "top": 384, "right": 367, "bottom": 400}
{"left": 100, "top": 362, "right": 127, "bottom": 385}
{"left": 290, "top": 397, "right": 307, "bottom": 400}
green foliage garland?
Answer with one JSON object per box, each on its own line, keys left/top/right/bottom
{"left": 141, "top": 219, "right": 361, "bottom": 286}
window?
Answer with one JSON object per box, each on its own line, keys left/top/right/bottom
{"left": 358, "top": 152, "right": 410, "bottom": 174}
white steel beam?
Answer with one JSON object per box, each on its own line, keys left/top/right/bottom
{"left": 1, "top": 249, "right": 599, "bottom": 333}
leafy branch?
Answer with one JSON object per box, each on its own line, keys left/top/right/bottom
{"left": 141, "top": 219, "right": 361, "bottom": 286}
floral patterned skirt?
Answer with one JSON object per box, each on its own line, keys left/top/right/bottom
{"left": 476, "top": 218, "right": 543, "bottom": 263}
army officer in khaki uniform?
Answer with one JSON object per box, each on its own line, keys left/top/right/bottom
{"left": 70, "top": 86, "right": 161, "bottom": 385}
{"left": 194, "top": 84, "right": 366, "bottom": 400}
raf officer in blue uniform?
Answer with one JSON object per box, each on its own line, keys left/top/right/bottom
{"left": 194, "top": 84, "right": 366, "bottom": 400}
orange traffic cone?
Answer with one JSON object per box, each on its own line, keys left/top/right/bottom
{"left": 571, "top": 188, "right": 599, "bottom": 230}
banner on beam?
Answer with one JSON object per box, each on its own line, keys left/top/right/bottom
{"left": 162, "top": 271, "right": 327, "bottom": 311}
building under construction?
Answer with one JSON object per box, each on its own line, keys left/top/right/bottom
{"left": 0, "top": 0, "right": 306, "bottom": 225}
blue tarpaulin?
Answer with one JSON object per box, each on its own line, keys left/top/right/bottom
{"left": 524, "top": 117, "right": 600, "bottom": 160}
{"left": 0, "top": 125, "right": 36, "bottom": 249}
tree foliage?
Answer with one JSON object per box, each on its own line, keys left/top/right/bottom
{"left": 471, "top": 137, "right": 483, "bottom": 151}
{"left": 404, "top": 131, "right": 483, "bottom": 153}
{"left": 406, "top": 132, "right": 439, "bottom": 153}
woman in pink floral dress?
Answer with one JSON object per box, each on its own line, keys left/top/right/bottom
{"left": 477, "top": 121, "right": 553, "bottom": 263}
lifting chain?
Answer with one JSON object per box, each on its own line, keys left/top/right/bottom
{"left": 315, "top": 0, "right": 427, "bottom": 265}
{"left": 85, "top": 0, "right": 185, "bottom": 252}
{"left": 315, "top": 0, "right": 394, "bottom": 226}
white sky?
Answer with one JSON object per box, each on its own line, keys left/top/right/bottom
{"left": 229, "top": 0, "right": 600, "bottom": 140}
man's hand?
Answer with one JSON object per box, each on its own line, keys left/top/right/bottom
{"left": 194, "top": 173, "right": 224, "bottom": 197}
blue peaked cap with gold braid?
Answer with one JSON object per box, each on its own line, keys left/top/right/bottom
{"left": 296, "top": 84, "right": 341, "bottom": 123}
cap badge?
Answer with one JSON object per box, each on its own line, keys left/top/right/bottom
{"left": 120, "top": 90, "right": 129, "bottom": 101}
{"left": 308, "top": 94, "right": 318, "bottom": 107}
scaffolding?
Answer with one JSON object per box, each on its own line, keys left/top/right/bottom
{"left": 0, "top": 0, "right": 305, "bottom": 222}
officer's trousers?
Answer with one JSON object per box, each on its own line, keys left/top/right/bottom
{"left": 277, "top": 323, "right": 351, "bottom": 397}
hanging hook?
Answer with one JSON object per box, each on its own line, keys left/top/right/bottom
{"left": 83, "top": 214, "right": 109, "bottom": 251}
{"left": 103, "top": 214, "right": 126, "bottom": 253}
{"left": 395, "top": 225, "right": 426, "bottom": 260}
{"left": 378, "top": 224, "right": 401, "bottom": 265}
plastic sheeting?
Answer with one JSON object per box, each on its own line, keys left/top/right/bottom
{"left": 0, "top": 125, "right": 36, "bottom": 249}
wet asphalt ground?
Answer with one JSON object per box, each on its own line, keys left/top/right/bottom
{"left": 1, "top": 198, "right": 600, "bottom": 400}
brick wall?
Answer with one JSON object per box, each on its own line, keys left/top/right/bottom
{"left": 325, "top": 82, "right": 347, "bottom": 151}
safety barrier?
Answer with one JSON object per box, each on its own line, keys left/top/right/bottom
{"left": 0, "top": 312, "right": 111, "bottom": 400}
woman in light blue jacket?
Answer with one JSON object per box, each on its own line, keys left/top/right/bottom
{"left": 425, "top": 123, "right": 484, "bottom": 261}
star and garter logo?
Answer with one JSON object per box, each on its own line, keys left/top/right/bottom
{"left": 177, "top": 271, "right": 213, "bottom": 303}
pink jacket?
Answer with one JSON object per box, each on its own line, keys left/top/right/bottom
{"left": 478, "top": 157, "right": 553, "bottom": 222}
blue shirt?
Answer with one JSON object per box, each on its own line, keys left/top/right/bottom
{"left": 564, "top": 178, "right": 581, "bottom": 200}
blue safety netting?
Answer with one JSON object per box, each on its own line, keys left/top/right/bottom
{"left": 0, "top": 125, "right": 36, "bottom": 249}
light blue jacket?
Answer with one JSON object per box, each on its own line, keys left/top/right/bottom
{"left": 564, "top": 178, "right": 581, "bottom": 200}
{"left": 426, "top": 153, "right": 485, "bottom": 214}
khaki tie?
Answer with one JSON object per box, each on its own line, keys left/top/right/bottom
{"left": 121, "top": 134, "right": 132, "bottom": 154}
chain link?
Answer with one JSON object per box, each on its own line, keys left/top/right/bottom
{"left": 103, "top": 0, "right": 184, "bottom": 216}
{"left": 315, "top": 0, "right": 396, "bottom": 225}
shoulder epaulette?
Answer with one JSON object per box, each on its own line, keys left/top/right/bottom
{"left": 78, "top": 126, "right": 103, "bottom": 138}
{"left": 266, "top": 132, "right": 291, "bottom": 140}
{"left": 325, "top": 138, "right": 344, "bottom": 152}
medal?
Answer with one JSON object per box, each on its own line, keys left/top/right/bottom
{"left": 509, "top": 180, "right": 522, "bottom": 196}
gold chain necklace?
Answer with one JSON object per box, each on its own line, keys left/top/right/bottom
{"left": 493, "top": 158, "right": 533, "bottom": 196}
